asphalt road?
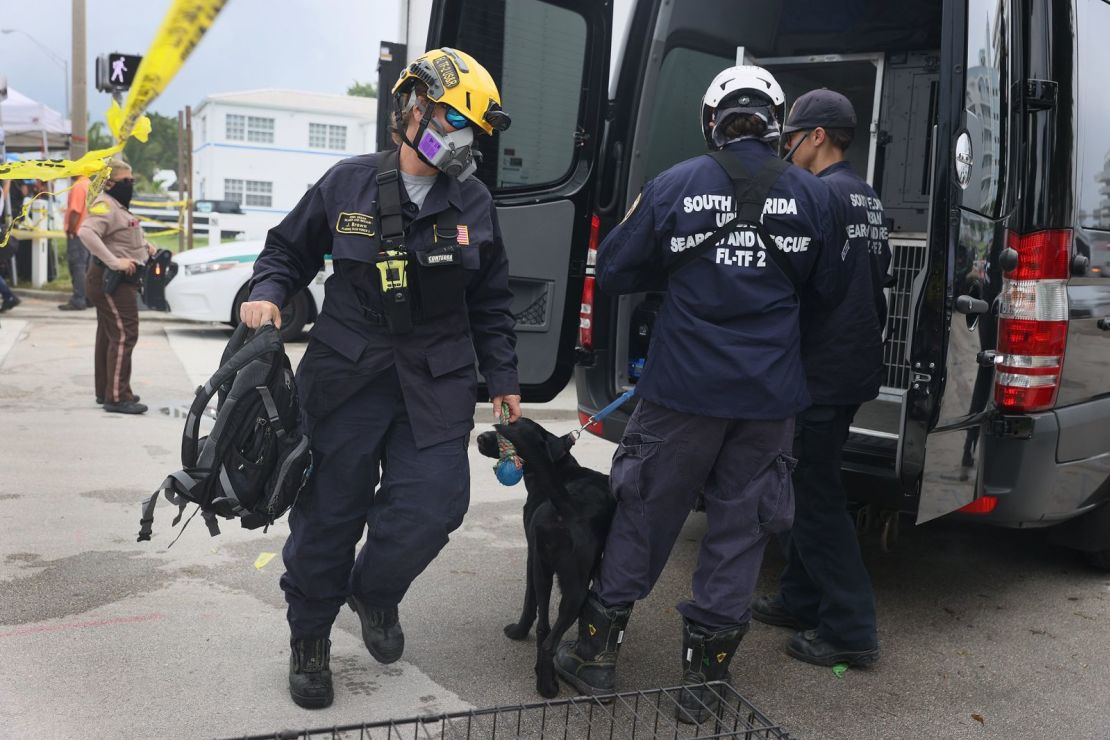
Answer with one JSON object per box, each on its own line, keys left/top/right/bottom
{"left": 1, "top": 297, "right": 1108, "bottom": 739}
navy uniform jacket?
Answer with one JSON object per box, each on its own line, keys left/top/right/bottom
{"left": 248, "top": 152, "right": 519, "bottom": 449}
{"left": 597, "top": 139, "right": 848, "bottom": 420}
{"left": 802, "top": 161, "right": 892, "bottom": 406}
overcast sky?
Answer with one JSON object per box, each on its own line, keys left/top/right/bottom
{"left": 0, "top": 0, "right": 403, "bottom": 124}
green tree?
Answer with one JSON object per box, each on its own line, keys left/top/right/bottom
{"left": 87, "top": 113, "right": 179, "bottom": 192}
{"left": 122, "top": 111, "right": 179, "bottom": 193}
{"left": 87, "top": 121, "right": 113, "bottom": 150}
{"left": 347, "top": 80, "right": 377, "bottom": 98}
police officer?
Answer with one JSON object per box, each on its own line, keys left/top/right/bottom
{"left": 240, "top": 48, "right": 520, "bottom": 709}
{"left": 753, "top": 89, "right": 892, "bottom": 667}
{"left": 554, "top": 66, "right": 848, "bottom": 721}
{"left": 79, "top": 160, "right": 154, "bottom": 414}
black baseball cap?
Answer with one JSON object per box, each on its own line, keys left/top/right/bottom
{"left": 782, "top": 89, "right": 858, "bottom": 134}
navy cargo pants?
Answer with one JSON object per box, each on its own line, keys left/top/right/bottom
{"left": 281, "top": 364, "right": 470, "bottom": 639}
{"left": 595, "top": 399, "right": 796, "bottom": 630}
{"left": 779, "top": 404, "right": 878, "bottom": 650}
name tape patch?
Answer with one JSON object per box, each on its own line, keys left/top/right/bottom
{"left": 336, "top": 212, "right": 376, "bottom": 238}
{"left": 433, "top": 56, "right": 460, "bottom": 89}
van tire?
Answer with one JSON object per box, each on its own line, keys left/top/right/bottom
{"left": 232, "top": 286, "right": 309, "bottom": 342}
{"left": 1083, "top": 549, "right": 1110, "bottom": 571}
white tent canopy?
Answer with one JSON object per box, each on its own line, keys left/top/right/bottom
{"left": 0, "top": 87, "right": 70, "bottom": 152}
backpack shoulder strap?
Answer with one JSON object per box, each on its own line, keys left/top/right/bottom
{"left": 668, "top": 152, "right": 800, "bottom": 293}
{"left": 376, "top": 149, "right": 405, "bottom": 249}
{"left": 708, "top": 151, "right": 801, "bottom": 292}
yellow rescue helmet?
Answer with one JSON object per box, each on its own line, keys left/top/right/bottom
{"left": 393, "top": 48, "right": 511, "bottom": 136}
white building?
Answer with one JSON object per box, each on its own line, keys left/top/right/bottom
{"left": 192, "top": 89, "right": 377, "bottom": 220}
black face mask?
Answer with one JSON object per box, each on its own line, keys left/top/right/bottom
{"left": 107, "top": 181, "right": 134, "bottom": 209}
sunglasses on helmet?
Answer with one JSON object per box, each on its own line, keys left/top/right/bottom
{"left": 443, "top": 105, "right": 470, "bottom": 130}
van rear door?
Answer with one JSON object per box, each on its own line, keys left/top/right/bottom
{"left": 902, "top": 0, "right": 1015, "bottom": 522}
{"left": 426, "top": 0, "right": 613, "bottom": 401}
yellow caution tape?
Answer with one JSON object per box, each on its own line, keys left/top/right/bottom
{"left": 10, "top": 229, "right": 67, "bottom": 240}
{"left": 0, "top": 184, "right": 78, "bottom": 248}
{"left": 254, "top": 552, "right": 277, "bottom": 570}
{"left": 107, "top": 0, "right": 227, "bottom": 151}
{"left": 0, "top": 144, "right": 133, "bottom": 182}
{"left": 132, "top": 199, "right": 190, "bottom": 208}
{"left": 0, "top": 0, "right": 227, "bottom": 246}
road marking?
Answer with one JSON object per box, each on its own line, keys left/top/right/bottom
{"left": 163, "top": 324, "right": 307, "bottom": 387}
{"left": 0, "top": 612, "right": 163, "bottom": 639}
{"left": 0, "top": 318, "right": 29, "bottom": 368}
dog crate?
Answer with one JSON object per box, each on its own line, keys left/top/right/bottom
{"left": 233, "top": 682, "right": 789, "bottom": 740}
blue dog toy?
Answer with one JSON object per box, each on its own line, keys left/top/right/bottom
{"left": 495, "top": 402, "right": 524, "bottom": 486}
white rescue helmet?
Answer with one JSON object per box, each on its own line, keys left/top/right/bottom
{"left": 701, "top": 65, "right": 786, "bottom": 149}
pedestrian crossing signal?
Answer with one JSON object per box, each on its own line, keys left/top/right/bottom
{"left": 96, "top": 53, "right": 142, "bottom": 93}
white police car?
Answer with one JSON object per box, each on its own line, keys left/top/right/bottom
{"left": 166, "top": 241, "right": 331, "bottom": 341}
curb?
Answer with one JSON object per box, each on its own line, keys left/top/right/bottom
{"left": 13, "top": 288, "right": 72, "bottom": 301}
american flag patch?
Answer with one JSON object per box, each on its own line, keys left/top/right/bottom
{"left": 457, "top": 224, "right": 470, "bottom": 245}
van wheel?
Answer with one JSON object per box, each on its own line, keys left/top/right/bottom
{"left": 232, "top": 286, "right": 309, "bottom": 342}
{"left": 1083, "top": 549, "right": 1110, "bottom": 571}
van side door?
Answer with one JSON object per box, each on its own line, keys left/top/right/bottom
{"left": 426, "top": 0, "right": 613, "bottom": 401}
{"left": 903, "top": 0, "right": 1016, "bottom": 522}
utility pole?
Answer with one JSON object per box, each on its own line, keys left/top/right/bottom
{"left": 70, "top": 0, "right": 87, "bottom": 158}
{"left": 185, "top": 105, "right": 193, "bottom": 249}
{"left": 177, "top": 110, "right": 186, "bottom": 252}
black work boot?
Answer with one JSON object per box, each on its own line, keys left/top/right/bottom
{"left": 103, "top": 400, "right": 148, "bottom": 415}
{"left": 347, "top": 596, "right": 404, "bottom": 664}
{"left": 787, "top": 629, "right": 879, "bottom": 667}
{"left": 752, "top": 594, "right": 811, "bottom": 631}
{"left": 553, "top": 593, "right": 632, "bottom": 697}
{"left": 288, "top": 637, "right": 333, "bottom": 709}
{"left": 676, "top": 619, "right": 748, "bottom": 725}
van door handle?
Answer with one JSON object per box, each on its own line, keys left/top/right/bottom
{"left": 956, "top": 295, "right": 989, "bottom": 315}
{"left": 1098, "top": 317, "right": 1110, "bottom": 331}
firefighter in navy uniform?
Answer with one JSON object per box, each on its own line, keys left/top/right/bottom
{"left": 239, "top": 48, "right": 520, "bottom": 709}
{"left": 554, "top": 66, "right": 849, "bottom": 721}
{"left": 753, "top": 89, "right": 892, "bottom": 668}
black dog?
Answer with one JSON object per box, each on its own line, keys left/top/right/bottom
{"left": 477, "top": 418, "right": 616, "bottom": 698}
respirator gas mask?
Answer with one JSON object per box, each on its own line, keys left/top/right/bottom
{"left": 409, "top": 100, "right": 478, "bottom": 181}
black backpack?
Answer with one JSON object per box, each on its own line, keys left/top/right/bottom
{"left": 140, "top": 248, "right": 178, "bottom": 312}
{"left": 138, "top": 322, "right": 312, "bottom": 543}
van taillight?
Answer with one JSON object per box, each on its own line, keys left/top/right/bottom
{"left": 577, "top": 410, "right": 602, "bottom": 436}
{"left": 994, "top": 229, "right": 1070, "bottom": 413}
{"left": 958, "top": 495, "right": 999, "bottom": 514}
{"left": 578, "top": 214, "right": 601, "bottom": 351}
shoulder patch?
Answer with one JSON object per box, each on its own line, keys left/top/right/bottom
{"left": 621, "top": 191, "right": 643, "bottom": 224}
{"left": 336, "top": 212, "right": 376, "bottom": 238}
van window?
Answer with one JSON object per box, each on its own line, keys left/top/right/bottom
{"left": 962, "top": 0, "right": 1010, "bottom": 217}
{"left": 451, "top": 0, "right": 587, "bottom": 189}
{"left": 640, "top": 47, "right": 878, "bottom": 182}
{"left": 642, "top": 48, "right": 729, "bottom": 180}
{"left": 1076, "top": 0, "right": 1110, "bottom": 232}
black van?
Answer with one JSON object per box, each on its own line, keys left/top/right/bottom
{"left": 424, "top": 0, "right": 1110, "bottom": 567}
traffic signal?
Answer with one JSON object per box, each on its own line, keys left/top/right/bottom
{"left": 96, "top": 53, "right": 142, "bottom": 93}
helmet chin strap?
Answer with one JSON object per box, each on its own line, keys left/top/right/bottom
{"left": 395, "top": 97, "right": 439, "bottom": 169}
{"left": 399, "top": 108, "right": 432, "bottom": 169}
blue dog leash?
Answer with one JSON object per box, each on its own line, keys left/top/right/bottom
{"left": 570, "top": 387, "right": 637, "bottom": 441}
{"left": 495, "top": 387, "right": 637, "bottom": 487}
